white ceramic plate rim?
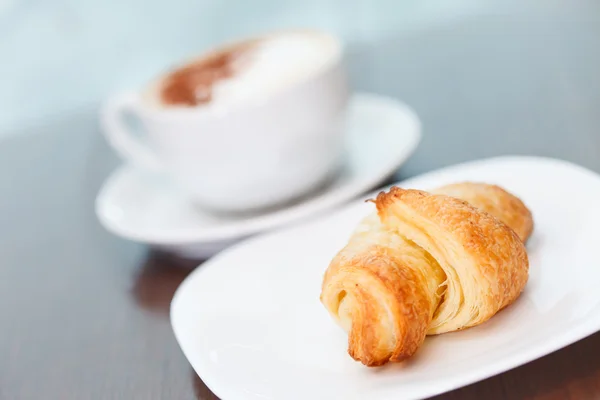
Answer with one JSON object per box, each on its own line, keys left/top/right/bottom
{"left": 171, "top": 155, "right": 600, "bottom": 400}
{"left": 95, "top": 92, "right": 421, "bottom": 244}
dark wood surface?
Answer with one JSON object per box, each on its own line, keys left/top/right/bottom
{"left": 3, "top": 4, "right": 600, "bottom": 399}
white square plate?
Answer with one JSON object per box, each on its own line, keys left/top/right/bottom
{"left": 171, "top": 156, "right": 600, "bottom": 400}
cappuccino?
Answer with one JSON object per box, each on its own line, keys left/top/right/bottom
{"left": 150, "top": 31, "right": 340, "bottom": 110}
{"left": 103, "top": 29, "right": 348, "bottom": 212}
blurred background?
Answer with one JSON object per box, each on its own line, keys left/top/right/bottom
{"left": 2, "top": 0, "right": 481, "bottom": 132}
{"left": 3, "top": 0, "right": 599, "bottom": 176}
{"left": 2, "top": 0, "right": 597, "bottom": 154}
{"left": 1, "top": 0, "right": 480, "bottom": 133}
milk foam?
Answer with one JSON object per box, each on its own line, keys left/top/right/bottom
{"left": 206, "top": 32, "right": 338, "bottom": 108}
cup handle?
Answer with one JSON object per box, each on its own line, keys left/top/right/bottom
{"left": 101, "top": 92, "right": 163, "bottom": 172}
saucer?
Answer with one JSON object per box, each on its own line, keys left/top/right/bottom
{"left": 95, "top": 92, "right": 421, "bottom": 258}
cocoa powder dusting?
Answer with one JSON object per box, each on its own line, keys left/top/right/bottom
{"left": 160, "top": 45, "right": 249, "bottom": 106}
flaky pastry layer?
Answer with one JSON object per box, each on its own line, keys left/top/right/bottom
{"left": 320, "top": 182, "right": 532, "bottom": 366}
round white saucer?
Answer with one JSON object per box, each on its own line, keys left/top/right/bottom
{"left": 95, "top": 92, "right": 421, "bottom": 258}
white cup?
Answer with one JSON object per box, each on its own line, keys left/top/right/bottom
{"left": 101, "top": 30, "right": 349, "bottom": 212}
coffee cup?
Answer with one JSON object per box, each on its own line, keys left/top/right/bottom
{"left": 101, "top": 29, "right": 349, "bottom": 212}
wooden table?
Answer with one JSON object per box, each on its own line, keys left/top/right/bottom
{"left": 3, "top": 4, "right": 600, "bottom": 399}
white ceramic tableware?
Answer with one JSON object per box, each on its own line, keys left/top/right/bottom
{"left": 96, "top": 93, "right": 421, "bottom": 259}
{"left": 171, "top": 156, "right": 600, "bottom": 399}
{"left": 101, "top": 30, "right": 348, "bottom": 212}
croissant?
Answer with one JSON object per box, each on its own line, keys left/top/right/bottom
{"left": 320, "top": 182, "right": 533, "bottom": 366}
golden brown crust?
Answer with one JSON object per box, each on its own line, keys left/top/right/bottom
{"left": 320, "top": 182, "right": 531, "bottom": 367}
{"left": 432, "top": 182, "right": 534, "bottom": 242}
{"left": 321, "top": 228, "right": 444, "bottom": 365}
{"left": 375, "top": 186, "right": 529, "bottom": 333}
